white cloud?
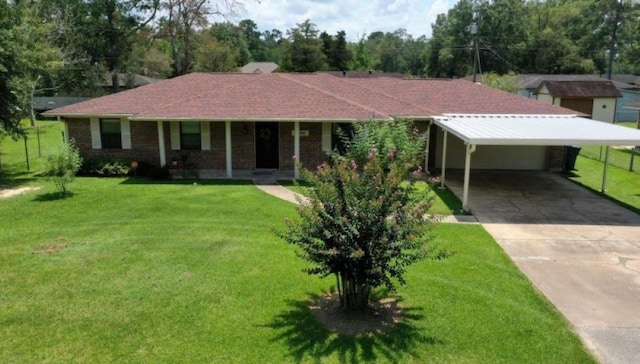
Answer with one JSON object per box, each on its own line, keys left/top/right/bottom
{"left": 229, "top": 0, "right": 458, "bottom": 40}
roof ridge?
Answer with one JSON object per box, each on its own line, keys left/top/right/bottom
{"left": 278, "top": 73, "right": 392, "bottom": 119}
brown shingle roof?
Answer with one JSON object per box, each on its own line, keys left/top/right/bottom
{"left": 539, "top": 80, "right": 622, "bottom": 98}
{"left": 46, "top": 73, "right": 576, "bottom": 120}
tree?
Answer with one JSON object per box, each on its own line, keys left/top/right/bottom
{"left": 84, "top": 0, "right": 160, "bottom": 92}
{"left": 193, "top": 30, "right": 239, "bottom": 71}
{"left": 280, "top": 120, "right": 436, "bottom": 311}
{"left": 280, "top": 19, "right": 327, "bottom": 72}
{"left": 42, "top": 140, "right": 82, "bottom": 196}
{"left": 209, "top": 22, "right": 250, "bottom": 66}
{"left": 159, "top": 0, "right": 244, "bottom": 76}
{"left": 239, "top": 19, "right": 263, "bottom": 61}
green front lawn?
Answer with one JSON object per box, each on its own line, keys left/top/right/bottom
{"left": 280, "top": 180, "right": 463, "bottom": 216}
{"left": 569, "top": 155, "right": 640, "bottom": 214}
{"left": 0, "top": 119, "right": 65, "bottom": 187}
{"left": 0, "top": 177, "right": 594, "bottom": 363}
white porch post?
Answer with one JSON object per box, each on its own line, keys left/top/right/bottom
{"left": 225, "top": 121, "right": 232, "bottom": 178}
{"left": 601, "top": 145, "right": 610, "bottom": 192}
{"left": 294, "top": 121, "right": 300, "bottom": 179}
{"left": 462, "top": 144, "right": 476, "bottom": 212}
{"left": 440, "top": 130, "right": 448, "bottom": 189}
{"left": 157, "top": 121, "right": 166, "bottom": 166}
{"left": 424, "top": 124, "right": 430, "bottom": 173}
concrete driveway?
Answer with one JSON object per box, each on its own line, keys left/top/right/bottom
{"left": 446, "top": 170, "right": 640, "bottom": 364}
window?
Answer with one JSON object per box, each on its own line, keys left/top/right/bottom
{"left": 332, "top": 123, "right": 354, "bottom": 154}
{"left": 180, "top": 122, "right": 201, "bottom": 150}
{"left": 100, "top": 119, "right": 122, "bottom": 149}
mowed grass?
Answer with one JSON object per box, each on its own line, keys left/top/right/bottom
{"left": 0, "top": 119, "right": 65, "bottom": 186}
{"left": 280, "top": 180, "right": 463, "bottom": 216}
{"left": 579, "top": 121, "right": 640, "bottom": 173}
{"left": 570, "top": 155, "right": 640, "bottom": 214}
{"left": 0, "top": 178, "right": 595, "bottom": 363}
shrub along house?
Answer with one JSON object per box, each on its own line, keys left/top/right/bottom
{"left": 45, "top": 72, "right": 640, "bottom": 209}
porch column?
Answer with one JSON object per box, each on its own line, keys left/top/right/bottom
{"left": 440, "top": 130, "right": 448, "bottom": 189}
{"left": 462, "top": 144, "right": 477, "bottom": 212}
{"left": 225, "top": 121, "right": 232, "bottom": 178}
{"left": 157, "top": 121, "right": 166, "bottom": 166}
{"left": 424, "top": 124, "right": 430, "bottom": 173}
{"left": 294, "top": 121, "right": 300, "bottom": 179}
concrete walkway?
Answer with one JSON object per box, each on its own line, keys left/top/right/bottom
{"left": 252, "top": 179, "right": 478, "bottom": 224}
{"left": 446, "top": 170, "right": 640, "bottom": 364}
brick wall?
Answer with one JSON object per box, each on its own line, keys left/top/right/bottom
{"left": 66, "top": 118, "right": 160, "bottom": 165}
{"left": 166, "top": 122, "right": 227, "bottom": 170}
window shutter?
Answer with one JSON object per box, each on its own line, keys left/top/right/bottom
{"left": 121, "top": 119, "right": 131, "bottom": 149}
{"left": 170, "top": 121, "right": 180, "bottom": 150}
{"left": 201, "top": 122, "right": 211, "bottom": 150}
{"left": 321, "top": 122, "right": 332, "bottom": 153}
{"left": 90, "top": 118, "right": 102, "bottom": 149}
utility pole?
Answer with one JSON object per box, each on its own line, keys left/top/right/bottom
{"left": 471, "top": 6, "right": 480, "bottom": 83}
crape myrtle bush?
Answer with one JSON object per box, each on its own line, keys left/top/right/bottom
{"left": 42, "top": 139, "right": 82, "bottom": 195}
{"left": 280, "top": 119, "right": 440, "bottom": 311}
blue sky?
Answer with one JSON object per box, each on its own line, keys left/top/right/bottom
{"left": 235, "top": 0, "right": 458, "bottom": 40}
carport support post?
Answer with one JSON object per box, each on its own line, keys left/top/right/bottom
{"left": 225, "top": 121, "right": 232, "bottom": 178}
{"left": 440, "top": 130, "right": 448, "bottom": 189}
{"left": 294, "top": 121, "right": 300, "bottom": 179}
{"left": 462, "top": 144, "right": 476, "bottom": 212}
{"left": 601, "top": 145, "right": 610, "bottom": 192}
{"left": 157, "top": 121, "right": 166, "bottom": 166}
{"left": 424, "top": 124, "right": 430, "bottom": 173}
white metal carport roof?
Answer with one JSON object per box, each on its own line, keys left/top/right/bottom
{"left": 432, "top": 114, "right": 640, "bottom": 211}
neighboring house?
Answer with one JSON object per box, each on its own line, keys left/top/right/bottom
{"left": 33, "top": 97, "right": 91, "bottom": 118}
{"left": 535, "top": 80, "right": 621, "bottom": 123}
{"left": 515, "top": 74, "right": 640, "bottom": 122}
{"left": 99, "top": 73, "right": 162, "bottom": 91}
{"left": 240, "top": 62, "right": 279, "bottom": 73}
{"left": 45, "top": 72, "right": 640, "bottom": 210}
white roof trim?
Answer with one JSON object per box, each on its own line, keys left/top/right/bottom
{"left": 434, "top": 114, "right": 640, "bottom": 146}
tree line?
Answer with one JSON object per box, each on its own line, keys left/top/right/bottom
{"left": 2, "top": 0, "right": 640, "bottom": 138}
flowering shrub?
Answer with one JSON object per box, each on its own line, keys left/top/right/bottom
{"left": 280, "top": 120, "right": 438, "bottom": 311}
{"left": 42, "top": 140, "right": 82, "bottom": 196}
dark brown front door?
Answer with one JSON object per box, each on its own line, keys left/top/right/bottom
{"left": 255, "top": 122, "right": 279, "bottom": 169}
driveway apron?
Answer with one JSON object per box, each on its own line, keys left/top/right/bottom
{"left": 446, "top": 170, "right": 640, "bottom": 364}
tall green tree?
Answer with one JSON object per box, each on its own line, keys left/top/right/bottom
{"left": 209, "top": 22, "right": 250, "bottom": 66}
{"left": 83, "top": 0, "right": 160, "bottom": 92}
{"left": 280, "top": 19, "right": 327, "bottom": 72}
{"left": 158, "top": 0, "right": 244, "bottom": 76}
{"left": 426, "top": 0, "right": 474, "bottom": 77}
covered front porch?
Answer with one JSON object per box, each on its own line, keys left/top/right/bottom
{"left": 149, "top": 120, "right": 334, "bottom": 179}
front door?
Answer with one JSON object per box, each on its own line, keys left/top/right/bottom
{"left": 255, "top": 122, "right": 279, "bottom": 169}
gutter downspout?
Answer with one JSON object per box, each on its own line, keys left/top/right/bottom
{"left": 462, "top": 143, "right": 477, "bottom": 212}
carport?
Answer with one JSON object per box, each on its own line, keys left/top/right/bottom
{"left": 433, "top": 114, "right": 640, "bottom": 211}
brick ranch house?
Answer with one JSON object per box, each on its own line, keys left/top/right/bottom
{"left": 46, "top": 72, "right": 591, "bottom": 178}
{"left": 48, "top": 72, "right": 640, "bottom": 208}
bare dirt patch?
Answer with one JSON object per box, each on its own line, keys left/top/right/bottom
{"left": 33, "top": 237, "right": 69, "bottom": 254}
{"left": 309, "top": 292, "right": 403, "bottom": 336}
{"left": 0, "top": 186, "right": 41, "bottom": 199}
